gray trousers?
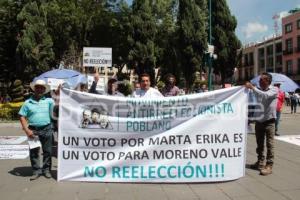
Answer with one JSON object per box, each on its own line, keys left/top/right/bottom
{"left": 255, "top": 120, "right": 275, "bottom": 166}
{"left": 29, "top": 124, "right": 53, "bottom": 174}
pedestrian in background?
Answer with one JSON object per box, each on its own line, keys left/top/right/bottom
{"left": 274, "top": 83, "right": 285, "bottom": 136}
{"left": 245, "top": 72, "right": 277, "bottom": 176}
{"left": 106, "top": 77, "right": 124, "bottom": 97}
{"left": 161, "top": 74, "right": 180, "bottom": 97}
{"left": 290, "top": 92, "right": 297, "bottom": 114}
{"left": 285, "top": 92, "right": 290, "bottom": 106}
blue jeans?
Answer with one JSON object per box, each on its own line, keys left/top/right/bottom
{"left": 28, "top": 124, "right": 53, "bottom": 174}
{"left": 275, "top": 111, "right": 281, "bottom": 133}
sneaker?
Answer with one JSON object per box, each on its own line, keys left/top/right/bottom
{"left": 260, "top": 165, "right": 272, "bottom": 176}
{"left": 275, "top": 132, "right": 280, "bottom": 136}
{"left": 249, "top": 161, "right": 264, "bottom": 170}
{"left": 43, "top": 171, "right": 52, "bottom": 179}
{"left": 30, "top": 173, "right": 40, "bottom": 181}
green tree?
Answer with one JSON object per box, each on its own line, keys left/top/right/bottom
{"left": 17, "top": 1, "right": 54, "bottom": 81}
{"left": 10, "top": 79, "right": 24, "bottom": 102}
{"left": 44, "top": 0, "right": 107, "bottom": 67}
{"left": 87, "top": 0, "right": 130, "bottom": 69}
{"left": 128, "top": 0, "right": 157, "bottom": 84}
{"left": 177, "top": 0, "right": 207, "bottom": 88}
{"left": 153, "top": 0, "right": 180, "bottom": 81}
{"left": 210, "top": 0, "right": 241, "bottom": 85}
{"left": 0, "top": 0, "right": 26, "bottom": 82}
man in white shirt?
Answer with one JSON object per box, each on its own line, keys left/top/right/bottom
{"left": 132, "top": 73, "right": 163, "bottom": 98}
{"left": 245, "top": 72, "right": 277, "bottom": 176}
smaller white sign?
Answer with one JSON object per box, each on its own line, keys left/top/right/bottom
{"left": 47, "top": 78, "right": 66, "bottom": 90}
{"left": 83, "top": 47, "right": 112, "bottom": 67}
{"left": 27, "top": 137, "right": 42, "bottom": 149}
{"left": 275, "top": 135, "right": 300, "bottom": 146}
{"left": 0, "top": 145, "right": 29, "bottom": 159}
{"left": 0, "top": 136, "right": 27, "bottom": 145}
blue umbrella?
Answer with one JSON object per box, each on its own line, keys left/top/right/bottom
{"left": 250, "top": 73, "right": 299, "bottom": 92}
{"left": 33, "top": 69, "right": 87, "bottom": 90}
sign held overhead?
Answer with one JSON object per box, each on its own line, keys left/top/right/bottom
{"left": 83, "top": 47, "right": 112, "bottom": 67}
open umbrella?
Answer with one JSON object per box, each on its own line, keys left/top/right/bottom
{"left": 33, "top": 69, "right": 87, "bottom": 90}
{"left": 250, "top": 73, "right": 299, "bottom": 92}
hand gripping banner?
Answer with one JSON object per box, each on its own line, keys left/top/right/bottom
{"left": 58, "top": 86, "right": 248, "bottom": 182}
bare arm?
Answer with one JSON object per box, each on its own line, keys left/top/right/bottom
{"left": 19, "top": 116, "right": 34, "bottom": 139}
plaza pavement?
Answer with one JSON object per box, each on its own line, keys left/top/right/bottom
{"left": 0, "top": 105, "right": 299, "bottom": 200}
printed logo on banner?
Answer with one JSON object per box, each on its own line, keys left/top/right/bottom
{"left": 80, "top": 106, "right": 113, "bottom": 129}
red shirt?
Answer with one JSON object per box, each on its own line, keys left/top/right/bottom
{"left": 276, "top": 89, "right": 285, "bottom": 112}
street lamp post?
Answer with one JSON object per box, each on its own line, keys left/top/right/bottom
{"left": 208, "top": 0, "right": 212, "bottom": 91}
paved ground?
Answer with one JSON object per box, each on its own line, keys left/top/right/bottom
{"left": 0, "top": 105, "right": 299, "bottom": 200}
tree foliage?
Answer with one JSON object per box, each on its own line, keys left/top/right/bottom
{"left": 0, "top": 0, "right": 25, "bottom": 82}
{"left": 177, "top": 0, "right": 207, "bottom": 88}
{"left": 16, "top": 1, "right": 54, "bottom": 81}
{"left": 127, "top": 0, "right": 158, "bottom": 84}
{"left": 154, "top": 0, "right": 180, "bottom": 80}
{"left": 210, "top": 0, "right": 241, "bottom": 85}
{"left": 0, "top": 0, "right": 240, "bottom": 89}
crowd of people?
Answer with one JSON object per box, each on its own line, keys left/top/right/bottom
{"left": 18, "top": 72, "right": 203, "bottom": 180}
{"left": 16, "top": 71, "right": 300, "bottom": 180}
{"left": 87, "top": 72, "right": 208, "bottom": 98}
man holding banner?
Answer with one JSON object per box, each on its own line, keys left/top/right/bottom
{"left": 245, "top": 72, "right": 277, "bottom": 176}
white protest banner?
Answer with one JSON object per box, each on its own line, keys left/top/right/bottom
{"left": 0, "top": 145, "right": 29, "bottom": 159}
{"left": 58, "top": 86, "right": 248, "bottom": 182}
{"left": 0, "top": 136, "right": 27, "bottom": 145}
{"left": 83, "top": 47, "right": 112, "bottom": 67}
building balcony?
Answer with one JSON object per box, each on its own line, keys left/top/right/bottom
{"left": 283, "top": 49, "right": 293, "bottom": 55}
{"left": 295, "top": 47, "right": 300, "bottom": 53}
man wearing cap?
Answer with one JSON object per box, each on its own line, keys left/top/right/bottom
{"left": 245, "top": 72, "right": 277, "bottom": 176}
{"left": 19, "top": 79, "right": 54, "bottom": 180}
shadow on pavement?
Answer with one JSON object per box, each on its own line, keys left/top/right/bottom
{"left": 52, "top": 146, "right": 57, "bottom": 158}
{"left": 51, "top": 170, "right": 57, "bottom": 180}
{"left": 245, "top": 164, "right": 260, "bottom": 171}
{"left": 8, "top": 167, "right": 58, "bottom": 180}
{"left": 8, "top": 166, "right": 32, "bottom": 177}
